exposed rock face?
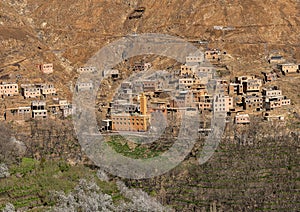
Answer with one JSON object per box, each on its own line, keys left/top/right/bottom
{"left": 0, "top": 164, "right": 10, "bottom": 178}
{"left": 2, "top": 203, "right": 15, "bottom": 212}
{"left": 96, "top": 168, "right": 110, "bottom": 182}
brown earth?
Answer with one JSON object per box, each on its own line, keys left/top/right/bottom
{"left": 1, "top": 0, "right": 300, "bottom": 211}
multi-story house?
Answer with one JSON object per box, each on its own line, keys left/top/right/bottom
{"left": 175, "top": 90, "right": 194, "bottom": 108}
{"left": 111, "top": 93, "right": 150, "bottom": 132}
{"left": 213, "top": 93, "right": 233, "bottom": 113}
{"left": 216, "top": 80, "right": 229, "bottom": 95}
{"left": 21, "top": 84, "right": 41, "bottom": 99}
{"left": 185, "top": 54, "right": 204, "bottom": 63}
{"left": 31, "top": 101, "right": 47, "bottom": 119}
{"left": 0, "top": 82, "right": 19, "bottom": 98}
{"left": 178, "top": 78, "right": 201, "bottom": 90}
{"left": 197, "top": 95, "right": 213, "bottom": 111}
{"left": 229, "top": 83, "right": 240, "bottom": 95}
{"left": 262, "top": 86, "right": 282, "bottom": 97}
{"left": 262, "top": 87, "right": 291, "bottom": 110}
{"left": 242, "top": 95, "right": 263, "bottom": 111}
{"left": 37, "top": 84, "right": 56, "bottom": 97}
{"left": 242, "top": 78, "right": 262, "bottom": 94}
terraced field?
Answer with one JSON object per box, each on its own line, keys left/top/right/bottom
{"left": 126, "top": 137, "right": 300, "bottom": 211}
{"left": 0, "top": 158, "right": 123, "bottom": 211}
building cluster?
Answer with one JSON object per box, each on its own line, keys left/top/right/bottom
{"left": 228, "top": 76, "right": 291, "bottom": 124}
{"left": 0, "top": 82, "right": 19, "bottom": 98}
{"left": 5, "top": 98, "right": 73, "bottom": 121}
{"left": 21, "top": 83, "right": 57, "bottom": 99}
{"left": 1, "top": 80, "right": 75, "bottom": 121}
{"left": 102, "top": 51, "right": 295, "bottom": 132}
{"left": 2, "top": 52, "right": 296, "bottom": 130}
{"left": 0, "top": 82, "right": 57, "bottom": 99}
{"left": 268, "top": 55, "right": 300, "bottom": 75}
{"left": 104, "top": 53, "right": 217, "bottom": 132}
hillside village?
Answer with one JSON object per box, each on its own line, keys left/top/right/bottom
{"left": 1, "top": 48, "right": 299, "bottom": 136}
{"left": 1, "top": 1, "right": 300, "bottom": 211}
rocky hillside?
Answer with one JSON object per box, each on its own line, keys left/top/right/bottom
{"left": 2, "top": 0, "right": 300, "bottom": 66}
{"left": 1, "top": 0, "right": 300, "bottom": 211}
{"left": 1, "top": 0, "right": 299, "bottom": 116}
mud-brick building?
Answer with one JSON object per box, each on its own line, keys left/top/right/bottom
{"left": 262, "top": 71, "right": 277, "bottom": 82}
{"left": 213, "top": 93, "right": 233, "bottom": 113}
{"left": 242, "top": 78, "right": 262, "bottom": 95}
{"left": 21, "top": 84, "right": 41, "bottom": 99}
{"left": 278, "top": 63, "right": 299, "bottom": 75}
{"left": 77, "top": 66, "right": 96, "bottom": 73}
{"left": 39, "top": 63, "right": 53, "bottom": 74}
{"left": 111, "top": 93, "right": 150, "bottom": 132}
{"left": 37, "top": 84, "right": 56, "bottom": 97}
{"left": 142, "top": 80, "right": 158, "bottom": 92}
{"left": 235, "top": 113, "right": 250, "bottom": 124}
{"left": 75, "top": 82, "right": 93, "bottom": 92}
{"left": 242, "top": 95, "right": 263, "bottom": 111}
{"left": 262, "top": 87, "right": 291, "bottom": 110}
{"left": 5, "top": 106, "right": 31, "bottom": 121}
{"left": 31, "top": 101, "right": 47, "bottom": 119}
{"left": 0, "top": 82, "right": 19, "bottom": 98}
{"left": 205, "top": 49, "right": 222, "bottom": 61}
{"left": 268, "top": 55, "right": 285, "bottom": 64}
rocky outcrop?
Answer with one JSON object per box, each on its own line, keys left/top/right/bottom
{"left": 0, "top": 164, "right": 10, "bottom": 179}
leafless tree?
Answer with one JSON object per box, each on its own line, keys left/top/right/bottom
{"left": 0, "top": 122, "right": 19, "bottom": 164}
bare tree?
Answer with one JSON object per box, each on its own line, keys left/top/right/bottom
{"left": 0, "top": 122, "right": 19, "bottom": 164}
